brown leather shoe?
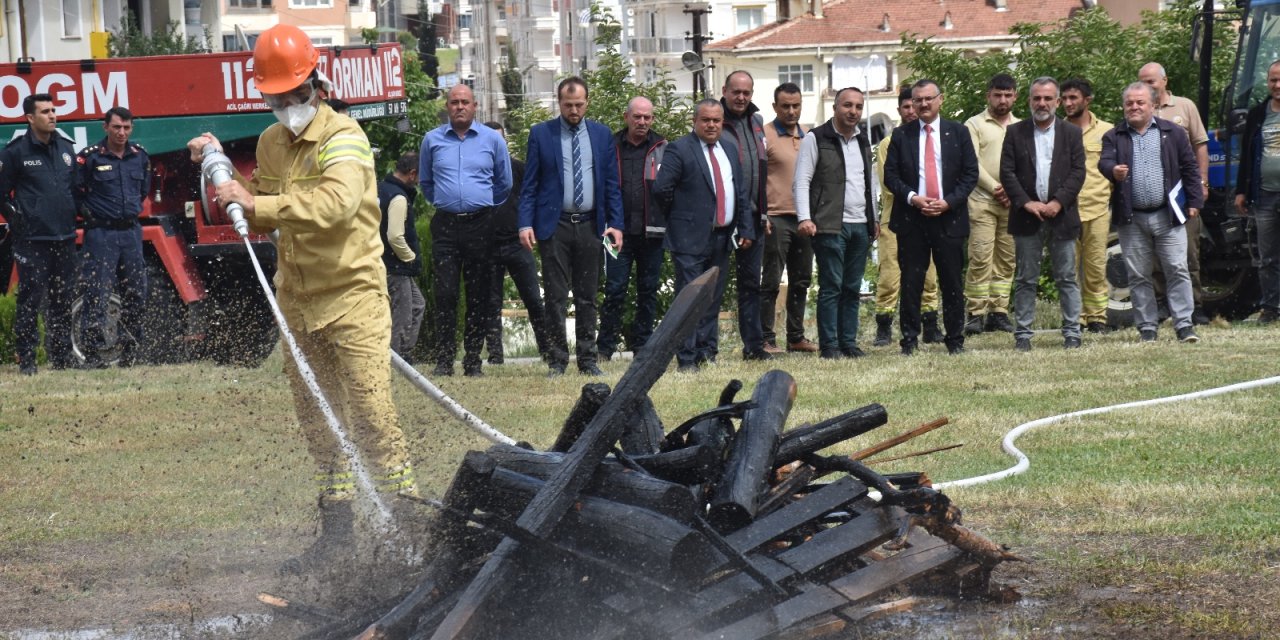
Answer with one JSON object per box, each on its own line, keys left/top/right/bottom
{"left": 762, "top": 343, "right": 784, "bottom": 355}
{"left": 787, "top": 338, "right": 819, "bottom": 353}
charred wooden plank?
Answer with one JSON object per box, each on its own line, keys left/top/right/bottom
{"left": 549, "top": 383, "right": 611, "bottom": 453}
{"left": 709, "top": 370, "right": 796, "bottom": 531}
{"left": 774, "top": 403, "right": 889, "bottom": 464}
{"left": 756, "top": 463, "right": 818, "bottom": 517}
{"left": 724, "top": 476, "right": 868, "bottom": 553}
{"left": 698, "top": 531, "right": 963, "bottom": 640}
{"left": 652, "top": 502, "right": 904, "bottom": 637}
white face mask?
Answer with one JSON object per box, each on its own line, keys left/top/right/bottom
{"left": 273, "top": 102, "right": 318, "bottom": 136}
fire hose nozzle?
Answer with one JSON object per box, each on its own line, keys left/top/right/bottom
{"left": 200, "top": 146, "right": 250, "bottom": 238}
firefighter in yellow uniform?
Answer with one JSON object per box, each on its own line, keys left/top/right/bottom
{"left": 873, "top": 87, "right": 940, "bottom": 347}
{"left": 187, "top": 24, "right": 417, "bottom": 574}
{"left": 963, "top": 74, "right": 1019, "bottom": 335}
{"left": 1061, "top": 78, "right": 1114, "bottom": 332}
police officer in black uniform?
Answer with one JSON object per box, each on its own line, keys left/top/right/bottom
{"left": 74, "top": 106, "right": 151, "bottom": 367}
{"left": 0, "top": 93, "right": 79, "bottom": 375}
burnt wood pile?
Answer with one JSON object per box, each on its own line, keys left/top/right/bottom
{"left": 284, "top": 269, "right": 1021, "bottom": 640}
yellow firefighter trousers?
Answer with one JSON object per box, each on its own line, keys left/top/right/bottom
{"left": 281, "top": 291, "right": 416, "bottom": 501}
{"left": 1076, "top": 212, "right": 1112, "bottom": 325}
{"left": 875, "top": 206, "right": 939, "bottom": 314}
{"left": 965, "top": 198, "right": 1015, "bottom": 316}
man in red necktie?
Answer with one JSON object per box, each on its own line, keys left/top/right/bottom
{"left": 883, "top": 79, "right": 981, "bottom": 355}
{"left": 651, "top": 99, "right": 755, "bottom": 372}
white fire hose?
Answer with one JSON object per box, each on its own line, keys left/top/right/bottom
{"left": 935, "top": 373, "right": 1280, "bottom": 490}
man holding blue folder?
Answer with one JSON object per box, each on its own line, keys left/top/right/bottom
{"left": 1099, "top": 82, "right": 1204, "bottom": 343}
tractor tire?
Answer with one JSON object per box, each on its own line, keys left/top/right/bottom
{"left": 199, "top": 274, "right": 278, "bottom": 368}
{"left": 1199, "top": 258, "right": 1259, "bottom": 320}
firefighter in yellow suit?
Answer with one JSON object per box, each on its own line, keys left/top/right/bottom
{"left": 187, "top": 24, "right": 417, "bottom": 574}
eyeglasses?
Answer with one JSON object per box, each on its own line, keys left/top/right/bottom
{"left": 263, "top": 80, "right": 315, "bottom": 110}
{"left": 912, "top": 94, "right": 940, "bottom": 104}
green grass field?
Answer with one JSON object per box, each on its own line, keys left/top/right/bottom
{"left": 2, "top": 318, "right": 1278, "bottom": 636}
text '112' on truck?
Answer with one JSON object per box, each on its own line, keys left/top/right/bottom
{"left": 0, "top": 43, "right": 408, "bottom": 367}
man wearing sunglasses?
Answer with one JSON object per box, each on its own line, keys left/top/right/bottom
{"left": 186, "top": 24, "right": 420, "bottom": 576}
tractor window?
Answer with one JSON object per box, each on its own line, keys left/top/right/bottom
{"left": 1237, "top": 4, "right": 1280, "bottom": 110}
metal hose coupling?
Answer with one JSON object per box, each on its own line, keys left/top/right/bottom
{"left": 200, "top": 146, "right": 249, "bottom": 237}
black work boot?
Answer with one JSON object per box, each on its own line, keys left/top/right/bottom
{"left": 921, "top": 311, "right": 944, "bottom": 344}
{"left": 985, "top": 312, "right": 1015, "bottom": 333}
{"left": 278, "top": 499, "right": 356, "bottom": 577}
{"left": 964, "top": 314, "right": 985, "bottom": 336}
{"left": 872, "top": 314, "right": 894, "bottom": 347}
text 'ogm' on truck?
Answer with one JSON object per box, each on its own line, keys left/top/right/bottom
{"left": 0, "top": 43, "right": 408, "bottom": 367}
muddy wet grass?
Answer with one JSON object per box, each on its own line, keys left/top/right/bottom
{"left": 2, "top": 320, "right": 1279, "bottom": 638}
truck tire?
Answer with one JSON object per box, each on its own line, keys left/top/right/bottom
{"left": 70, "top": 259, "right": 188, "bottom": 365}
{"left": 139, "top": 258, "right": 191, "bottom": 364}
{"left": 200, "top": 276, "right": 278, "bottom": 368}
{"left": 70, "top": 292, "right": 125, "bottom": 365}
{"left": 1105, "top": 237, "right": 1135, "bottom": 328}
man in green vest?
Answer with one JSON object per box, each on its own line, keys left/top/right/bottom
{"left": 793, "top": 87, "right": 878, "bottom": 359}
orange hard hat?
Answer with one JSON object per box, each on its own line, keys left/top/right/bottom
{"left": 253, "top": 24, "right": 319, "bottom": 94}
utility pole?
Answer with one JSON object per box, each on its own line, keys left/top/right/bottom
{"left": 684, "top": 3, "right": 711, "bottom": 99}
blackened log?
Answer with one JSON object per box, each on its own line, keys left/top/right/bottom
{"left": 619, "top": 395, "right": 664, "bottom": 456}
{"left": 629, "top": 443, "right": 721, "bottom": 485}
{"left": 549, "top": 383, "right": 611, "bottom": 453}
{"left": 480, "top": 467, "right": 724, "bottom": 583}
{"left": 774, "top": 403, "right": 889, "bottom": 464}
{"left": 485, "top": 443, "right": 697, "bottom": 522}
{"left": 709, "top": 370, "right": 796, "bottom": 531}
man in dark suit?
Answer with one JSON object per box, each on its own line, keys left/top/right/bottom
{"left": 518, "top": 76, "right": 624, "bottom": 376}
{"left": 999, "top": 77, "right": 1087, "bottom": 351}
{"left": 883, "top": 79, "right": 980, "bottom": 355}
{"left": 651, "top": 99, "right": 754, "bottom": 372}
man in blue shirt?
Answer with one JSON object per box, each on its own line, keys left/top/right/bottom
{"left": 518, "top": 77, "right": 623, "bottom": 377}
{"left": 75, "top": 106, "right": 152, "bottom": 368}
{"left": 419, "top": 84, "right": 512, "bottom": 377}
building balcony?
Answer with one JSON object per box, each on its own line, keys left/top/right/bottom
{"left": 347, "top": 9, "right": 376, "bottom": 30}
{"left": 630, "top": 36, "right": 687, "bottom": 55}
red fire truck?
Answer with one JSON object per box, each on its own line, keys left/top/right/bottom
{"left": 1, "top": 44, "right": 407, "bottom": 366}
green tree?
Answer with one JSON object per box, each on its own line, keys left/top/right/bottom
{"left": 107, "top": 12, "right": 209, "bottom": 57}
{"left": 899, "top": 0, "right": 1234, "bottom": 125}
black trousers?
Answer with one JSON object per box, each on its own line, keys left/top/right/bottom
{"left": 539, "top": 216, "right": 603, "bottom": 370}
{"left": 13, "top": 238, "right": 77, "bottom": 367}
{"left": 430, "top": 210, "right": 494, "bottom": 369}
{"left": 486, "top": 238, "right": 551, "bottom": 361}
{"left": 671, "top": 229, "right": 734, "bottom": 367}
{"left": 897, "top": 223, "right": 966, "bottom": 350}
{"left": 734, "top": 232, "right": 765, "bottom": 354}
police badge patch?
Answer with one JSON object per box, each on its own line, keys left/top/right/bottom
{"left": 63, "top": 153, "right": 72, "bottom": 166}
{"left": 1174, "top": 116, "right": 1185, "bottom": 125}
